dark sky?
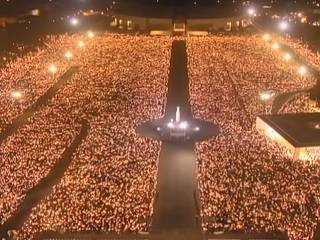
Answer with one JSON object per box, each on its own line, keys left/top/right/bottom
{"left": 0, "top": 0, "right": 312, "bottom": 16}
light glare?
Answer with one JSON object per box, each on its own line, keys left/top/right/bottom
{"left": 70, "top": 18, "right": 79, "bottom": 26}
{"left": 284, "top": 53, "right": 291, "bottom": 61}
{"left": 259, "top": 91, "right": 275, "bottom": 102}
{"left": 88, "top": 31, "right": 95, "bottom": 39}
{"left": 179, "top": 121, "right": 188, "bottom": 129}
{"left": 272, "top": 43, "right": 280, "bottom": 50}
{"left": 78, "top": 41, "right": 85, "bottom": 48}
{"left": 263, "top": 33, "right": 270, "bottom": 41}
{"left": 298, "top": 66, "right": 307, "bottom": 75}
{"left": 65, "top": 51, "right": 73, "bottom": 60}
{"left": 167, "top": 122, "right": 174, "bottom": 129}
{"left": 279, "top": 21, "right": 288, "bottom": 31}
{"left": 248, "top": 8, "right": 255, "bottom": 16}
{"left": 11, "top": 90, "right": 23, "bottom": 99}
{"left": 49, "top": 64, "right": 57, "bottom": 74}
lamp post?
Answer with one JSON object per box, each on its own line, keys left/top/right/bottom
{"left": 298, "top": 65, "right": 307, "bottom": 76}
{"left": 49, "top": 64, "right": 58, "bottom": 77}
{"left": 70, "top": 18, "right": 79, "bottom": 26}
{"left": 284, "top": 53, "right": 292, "bottom": 61}
{"left": 259, "top": 90, "right": 276, "bottom": 114}
{"left": 78, "top": 40, "right": 85, "bottom": 48}
{"left": 65, "top": 51, "right": 73, "bottom": 60}
{"left": 88, "top": 31, "right": 95, "bottom": 39}
{"left": 263, "top": 33, "right": 270, "bottom": 42}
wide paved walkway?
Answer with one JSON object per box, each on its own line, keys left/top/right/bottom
{"left": 151, "top": 40, "right": 203, "bottom": 240}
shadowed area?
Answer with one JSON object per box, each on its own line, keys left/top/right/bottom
{"left": 0, "top": 121, "right": 90, "bottom": 239}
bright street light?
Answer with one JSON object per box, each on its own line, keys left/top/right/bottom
{"left": 49, "top": 64, "right": 58, "bottom": 74}
{"left": 263, "top": 33, "right": 270, "bottom": 41}
{"left": 279, "top": 21, "right": 289, "bottom": 31}
{"left": 248, "top": 8, "right": 255, "bottom": 16}
{"left": 65, "top": 51, "right": 73, "bottom": 60}
{"left": 272, "top": 42, "right": 280, "bottom": 50}
{"left": 167, "top": 122, "right": 174, "bottom": 129}
{"left": 259, "top": 90, "right": 276, "bottom": 102}
{"left": 298, "top": 66, "right": 307, "bottom": 75}
{"left": 11, "top": 90, "right": 23, "bottom": 100}
{"left": 88, "top": 31, "right": 95, "bottom": 39}
{"left": 70, "top": 17, "right": 79, "bottom": 26}
{"left": 78, "top": 40, "right": 85, "bottom": 48}
{"left": 284, "top": 53, "right": 292, "bottom": 61}
{"left": 179, "top": 121, "right": 188, "bottom": 129}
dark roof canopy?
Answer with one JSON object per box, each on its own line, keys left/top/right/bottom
{"left": 260, "top": 113, "right": 320, "bottom": 148}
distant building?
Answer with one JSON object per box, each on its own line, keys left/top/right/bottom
{"left": 109, "top": 14, "right": 252, "bottom": 34}
{"left": 109, "top": 3, "right": 252, "bottom": 34}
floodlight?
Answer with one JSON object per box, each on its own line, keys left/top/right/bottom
{"left": 70, "top": 18, "right": 79, "bottom": 26}
{"left": 179, "top": 121, "right": 188, "bottom": 130}
{"left": 298, "top": 66, "right": 307, "bottom": 75}
{"left": 49, "top": 64, "right": 57, "bottom": 74}
{"left": 65, "top": 51, "right": 73, "bottom": 60}
{"left": 284, "top": 53, "right": 291, "bottom": 61}
{"left": 78, "top": 40, "right": 85, "bottom": 48}
{"left": 11, "top": 90, "right": 23, "bottom": 100}
{"left": 263, "top": 33, "right": 270, "bottom": 41}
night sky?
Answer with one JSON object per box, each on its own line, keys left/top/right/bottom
{"left": 0, "top": 0, "right": 317, "bottom": 16}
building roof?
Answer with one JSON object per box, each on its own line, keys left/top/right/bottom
{"left": 259, "top": 113, "right": 320, "bottom": 148}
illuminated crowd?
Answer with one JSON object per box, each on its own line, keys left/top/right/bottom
{"left": 187, "top": 35, "right": 320, "bottom": 240}
{"left": 0, "top": 35, "right": 82, "bottom": 131}
{"left": 0, "top": 34, "right": 88, "bottom": 225}
{"left": 0, "top": 34, "right": 171, "bottom": 239}
{"left": 274, "top": 35, "right": 320, "bottom": 71}
{"left": 280, "top": 93, "right": 320, "bottom": 113}
{"left": 1, "top": 31, "right": 320, "bottom": 240}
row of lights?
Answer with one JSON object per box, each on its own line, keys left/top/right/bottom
{"left": 11, "top": 31, "right": 96, "bottom": 101}
{"left": 259, "top": 32, "right": 310, "bottom": 105}
{"left": 263, "top": 33, "right": 308, "bottom": 77}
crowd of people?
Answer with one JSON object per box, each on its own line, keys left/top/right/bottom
{"left": 274, "top": 35, "right": 320, "bottom": 71}
{"left": 0, "top": 34, "right": 172, "bottom": 239}
{"left": 187, "top": 35, "right": 320, "bottom": 240}
{"left": 1, "top": 31, "right": 320, "bottom": 240}
{"left": 0, "top": 34, "right": 92, "bottom": 225}
{"left": 280, "top": 93, "right": 320, "bottom": 113}
{"left": 0, "top": 34, "right": 86, "bottom": 131}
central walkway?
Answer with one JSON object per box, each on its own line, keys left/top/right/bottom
{"left": 151, "top": 41, "right": 203, "bottom": 240}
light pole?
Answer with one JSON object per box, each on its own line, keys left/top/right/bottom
{"left": 298, "top": 65, "right": 307, "bottom": 76}
{"left": 49, "top": 64, "right": 58, "bottom": 77}
{"left": 70, "top": 17, "right": 79, "bottom": 26}
{"left": 78, "top": 40, "right": 85, "bottom": 48}
{"left": 88, "top": 31, "right": 95, "bottom": 39}
{"left": 259, "top": 90, "right": 276, "bottom": 114}
{"left": 65, "top": 51, "right": 73, "bottom": 60}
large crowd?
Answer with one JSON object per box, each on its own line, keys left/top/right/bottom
{"left": 0, "top": 34, "right": 90, "bottom": 225}
{"left": 280, "top": 93, "right": 320, "bottom": 113}
{"left": 0, "top": 34, "right": 84, "bottom": 131}
{"left": 187, "top": 35, "right": 320, "bottom": 240}
{"left": 274, "top": 35, "right": 320, "bottom": 71}
{"left": 0, "top": 34, "right": 172, "bottom": 239}
{"left": 1, "top": 31, "right": 320, "bottom": 240}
